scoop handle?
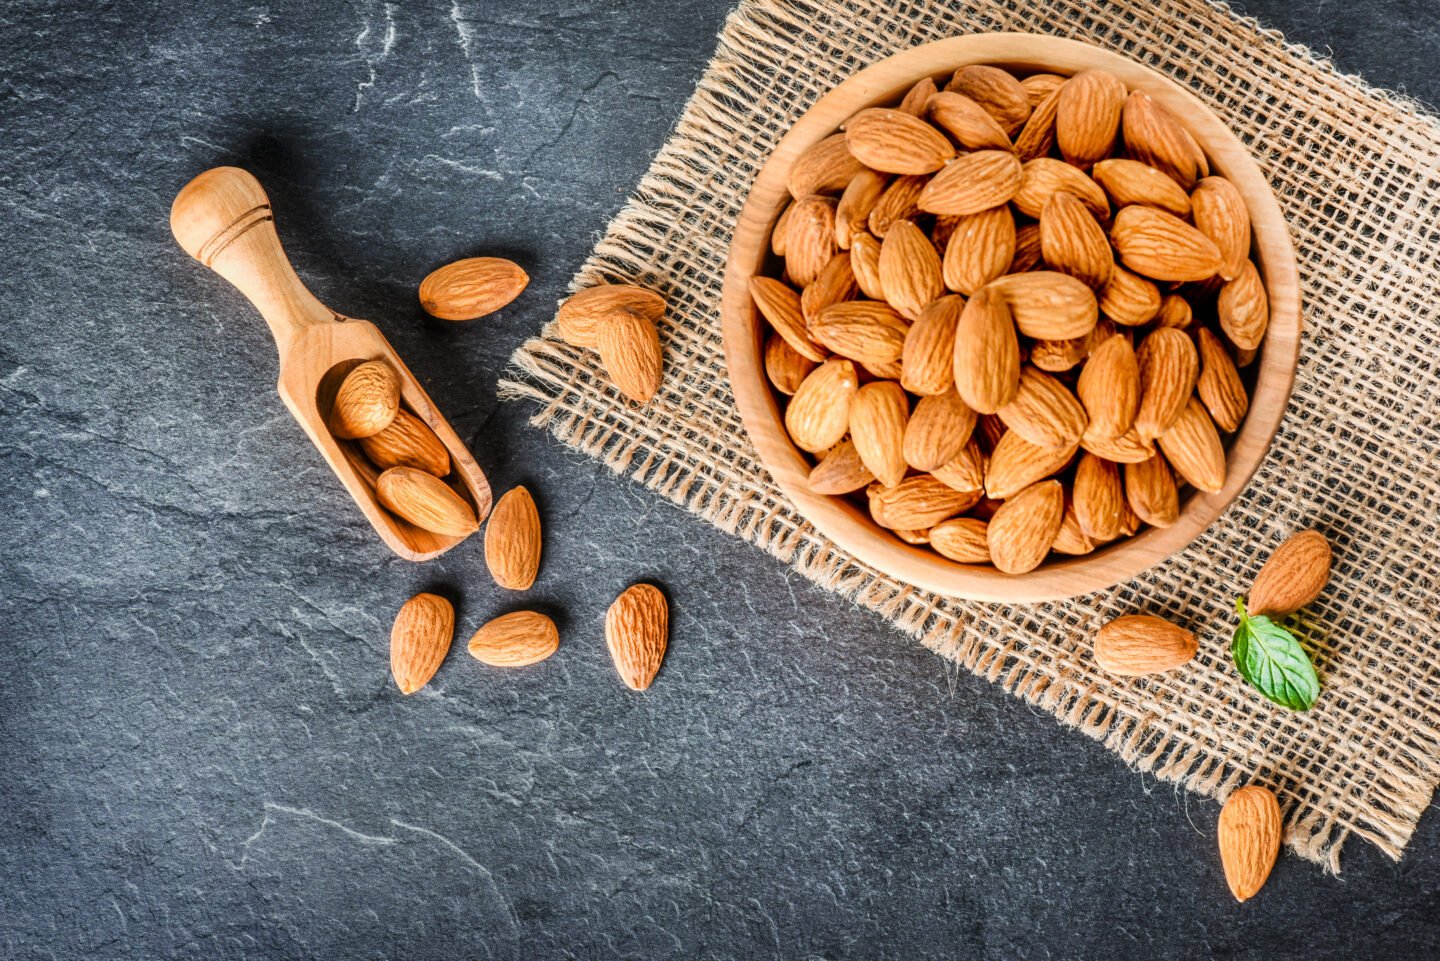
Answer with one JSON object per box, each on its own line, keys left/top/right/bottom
{"left": 170, "top": 167, "right": 334, "bottom": 353}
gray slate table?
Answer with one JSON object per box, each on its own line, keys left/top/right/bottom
{"left": 4, "top": 2, "right": 1439, "bottom": 958}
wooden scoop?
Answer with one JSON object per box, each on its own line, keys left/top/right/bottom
{"left": 170, "top": 166, "right": 491, "bottom": 561}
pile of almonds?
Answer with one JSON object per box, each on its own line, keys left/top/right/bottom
{"left": 754, "top": 64, "right": 1266, "bottom": 573}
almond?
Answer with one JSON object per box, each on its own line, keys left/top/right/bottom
{"left": 903, "top": 388, "right": 976, "bottom": 472}
{"left": 916, "top": 151, "right": 1024, "bottom": 216}
{"left": 1218, "top": 786, "right": 1282, "bottom": 902}
{"left": 1052, "top": 500, "right": 1098, "bottom": 554}
{"left": 1013, "top": 158, "right": 1110, "bottom": 219}
{"left": 764, "top": 333, "right": 819, "bottom": 396}
{"left": 931, "top": 438, "right": 988, "bottom": 492}
{"left": 1077, "top": 334, "right": 1140, "bottom": 439}
{"left": 985, "top": 431, "right": 1078, "bottom": 499}
{"left": 867, "top": 475, "right": 980, "bottom": 529}
{"left": 1191, "top": 176, "right": 1252, "bottom": 281}
{"left": 1013, "top": 86, "right": 1060, "bottom": 162}
{"left": 1080, "top": 423, "right": 1155, "bottom": 464}
{"left": 467, "top": 610, "right": 559, "bottom": 667}
{"left": 1029, "top": 335, "right": 1087, "bottom": 373}
{"left": 1154, "top": 292, "right": 1193, "bottom": 330}
{"left": 329, "top": 360, "right": 400, "bottom": 439}
{"left": 946, "top": 65, "right": 1031, "bottom": 134}
{"left": 1110, "top": 205, "right": 1223, "bottom": 282}
{"left": 750, "top": 276, "right": 827, "bottom": 362}
{"left": 849, "top": 232, "right": 886, "bottom": 299}
{"left": 1121, "top": 91, "right": 1204, "bottom": 189}
{"left": 894, "top": 528, "right": 931, "bottom": 545}
{"left": 1040, "top": 190, "right": 1113, "bottom": 289}
{"left": 390, "top": 592, "right": 454, "bottom": 695}
{"left": 1217, "top": 259, "right": 1270, "bottom": 350}
{"left": 1055, "top": 69, "right": 1126, "bottom": 167}
{"left": 484, "top": 485, "right": 542, "bottom": 590}
{"left": 844, "top": 107, "right": 955, "bottom": 174}
{"left": 1134, "top": 327, "right": 1200, "bottom": 441}
{"left": 1249, "top": 529, "right": 1332, "bottom": 617}
{"left": 784, "top": 195, "right": 840, "bottom": 287}
{"left": 897, "top": 76, "right": 939, "bottom": 117}
{"left": 929, "top": 517, "right": 991, "bottom": 563}
{"left": 1096, "top": 263, "right": 1161, "bottom": 326}
{"left": 1125, "top": 453, "right": 1179, "bottom": 528}
{"left": 811, "top": 301, "right": 911, "bottom": 367}
{"left": 1157, "top": 398, "right": 1226, "bottom": 493}
{"left": 808, "top": 437, "right": 876, "bottom": 494}
{"left": 996, "top": 366, "right": 1088, "bottom": 448}
{"left": 878, "top": 220, "right": 944, "bottom": 319}
{"left": 901, "top": 294, "right": 963, "bottom": 395}
{"left": 419, "top": 257, "right": 528, "bottom": 321}
{"left": 555, "top": 283, "right": 666, "bottom": 349}
{"left": 1020, "top": 73, "right": 1065, "bottom": 106}
{"left": 1073, "top": 452, "right": 1126, "bottom": 540}
{"left": 1093, "top": 613, "right": 1197, "bottom": 675}
{"left": 800, "top": 252, "right": 860, "bottom": 322}
{"left": 785, "top": 358, "right": 858, "bottom": 452}
{"left": 771, "top": 202, "right": 793, "bottom": 257}
{"left": 787, "top": 132, "right": 867, "bottom": 199}
{"left": 988, "top": 271, "right": 1099, "bottom": 340}
{"left": 376, "top": 467, "right": 479, "bottom": 536}
{"left": 867, "top": 174, "right": 928, "bottom": 237}
{"left": 1092, "top": 158, "right": 1191, "bottom": 217}
{"left": 1010, "top": 222, "right": 1044, "bottom": 273}
{"left": 925, "top": 91, "right": 1012, "bottom": 150}
{"left": 359, "top": 409, "right": 450, "bottom": 476}
{"left": 1196, "top": 327, "right": 1249, "bottom": 432}
{"left": 605, "top": 583, "right": 668, "bottom": 691}
{"left": 596, "top": 308, "right": 664, "bottom": 404}
{"left": 849, "top": 381, "right": 910, "bottom": 487}
{"left": 941, "top": 205, "right": 1015, "bottom": 295}
{"left": 987, "top": 479, "right": 1064, "bottom": 574}
{"left": 835, "top": 169, "right": 889, "bottom": 249}
{"left": 953, "top": 286, "right": 1021, "bottom": 414}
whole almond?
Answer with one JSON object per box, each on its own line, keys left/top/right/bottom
{"left": 946, "top": 64, "right": 1031, "bottom": 134}
{"left": 835, "top": 169, "right": 890, "bottom": 249}
{"left": 1077, "top": 334, "right": 1140, "bottom": 439}
{"left": 468, "top": 610, "right": 559, "bottom": 668}
{"left": 1040, "top": 191, "right": 1113, "bottom": 290}
{"left": 785, "top": 195, "right": 840, "bottom": 287}
{"left": 916, "top": 150, "right": 1024, "bottom": 216}
{"left": 1013, "top": 86, "right": 1060, "bottom": 162}
{"left": 1135, "top": 327, "right": 1200, "bottom": 441}
{"left": 787, "top": 132, "right": 867, "bottom": 199}
{"left": 1249, "top": 530, "right": 1332, "bottom": 617}
{"left": 750, "top": 276, "right": 827, "bottom": 362}
{"left": 929, "top": 517, "right": 991, "bottom": 563}
{"left": 1020, "top": 73, "right": 1066, "bottom": 106}
{"left": 901, "top": 294, "right": 963, "bottom": 395}
{"left": 1092, "top": 158, "right": 1191, "bottom": 217}
{"left": 1073, "top": 453, "right": 1125, "bottom": 541}
{"left": 953, "top": 287, "right": 1020, "bottom": 414}
{"left": 897, "top": 76, "right": 939, "bottom": 117}
{"left": 1157, "top": 398, "right": 1226, "bottom": 493}
{"left": 390, "top": 592, "right": 455, "bottom": 695}
{"left": 772, "top": 202, "right": 793, "bottom": 257}
{"left": 879, "top": 220, "right": 944, "bottom": 320}
{"left": 800, "top": 251, "right": 860, "bottom": 322}
{"left": 987, "top": 479, "right": 1064, "bottom": 574}
{"left": 555, "top": 283, "right": 666, "bottom": 349}
{"left": 1190, "top": 176, "right": 1251, "bottom": 280}
{"left": 996, "top": 366, "right": 1088, "bottom": 449}
{"left": 1154, "top": 293, "right": 1193, "bottom": 330}
{"left": 1125, "top": 453, "right": 1180, "bottom": 528}
{"left": 1013, "top": 158, "right": 1110, "bottom": 219}
{"left": 941, "top": 204, "right": 1016, "bottom": 296}
{"left": 867, "top": 475, "right": 981, "bottom": 529}
{"left": 925, "top": 91, "right": 1012, "bottom": 150}
{"left": 1052, "top": 500, "right": 1098, "bottom": 554}
{"left": 904, "top": 389, "right": 976, "bottom": 472}
{"left": 894, "top": 528, "right": 931, "bottom": 545}
{"left": 1029, "top": 335, "right": 1087, "bottom": 373}
{"left": 1218, "top": 786, "right": 1282, "bottom": 902}
{"left": 359, "top": 409, "right": 450, "bottom": 476}
{"left": 606, "top": 584, "right": 668, "bottom": 691}
{"left": 1010, "top": 222, "right": 1044, "bottom": 273}
{"left": 1093, "top": 613, "right": 1197, "bottom": 675}
{"left": 596, "top": 308, "right": 664, "bottom": 405}
{"left": 786, "top": 358, "right": 859, "bottom": 452}
{"left": 419, "top": 257, "right": 528, "bottom": 321}
{"left": 985, "top": 431, "right": 1078, "bottom": 499}
{"left": 1111, "top": 205, "right": 1223, "bottom": 282}
{"left": 1081, "top": 423, "right": 1155, "bottom": 464}
{"left": 1197, "top": 327, "right": 1249, "bottom": 432}
{"left": 1056, "top": 69, "right": 1126, "bottom": 167}
{"left": 1122, "top": 91, "right": 1204, "bottom": 188}
{"left": 931, "top": 438, "right": 988, "bottom": 492}
{"left": 1097, "top": 263, "right": 1162, "bottom": 326}
{"left": 849, "top": 232, "right": 886, "bottom": 299}
{"left": 484, "top": 485, "right": 542, "bottom": 590}
{"left": 376, "top": 467, "right": 479, "bottom": 536}
{"left": 764, "top": 333, "right": 819, "bottom": 396}
{"left": 1217, "top": 259, "right": 1270, "bottom": 350}
{"left": 329, "top": 360, "right": 400, "bottom": 439}
{"left": 849, "top": 381, "right": 910, "bottom": 487}
{"left": 808, "top": 437, "right": 876, "bottom": 494}
{"left": 867, "top": 174, "right": 928, "bottom": 237}
{"left": 988, "top": 272, "right": 1099, "bottom": 340}
{"left": 845, "top": 107, "right": 955, "bottom": 175}
{"left": 811, "top": 301, "right": 911, "bottom": 367}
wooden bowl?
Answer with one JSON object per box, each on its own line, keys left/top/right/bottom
{"left": 719, "top": 34, "right": 1301, "bottom": 603}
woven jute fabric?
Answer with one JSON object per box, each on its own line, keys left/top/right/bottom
{"left": 501, "top": 0, "right": 1440, "bottom": 870}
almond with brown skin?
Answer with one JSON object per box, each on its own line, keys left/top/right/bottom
{"left": 925, "top": 91, "right": 1012, "bottom": 151}
{"left": 867, "top": 174, "right": 927, "bottom": 238}
{"left": 787, "top": 132, "right": 867, "bottom": 199}
{"left": 764, "top": 333, "right": 818, "bottom": 396}
{"left": 1218, "top": 786, "right": 1282, "bottom": 903}
{"left": 929, "top": 517, "right": 991, "bottom": 563}
{"left": 867, "top": 475, "right": 980, "bottom": 529}
{"left": 1196, "top": 327, "right": 1249, "bottom": 432}
{"left": 987, "top": 479, "right": 1064, "bottom": 574}
{"left": 1073, "top": 453, "right": 1125, "bottom": 541}
{"left": 390, "top": 592, "right": 454, "bottom": 695}
{"left": 1125, "top": 453, "right": 1179, "bottom": 528}
{"left": 849, "top": 381, "right": 910, "bottom": 487}
{"left": 606, "top": 584, "right": 668, "bottom": 691}
{"left": 1020, "top": 73, "right": 1065, "bottom": 106}
{"left": 835, "top": 170, "right": 889, "bottom": 249}
{"left": 1056, "top": 69, "right": 1126, "bottom": 167}
{"left": 953, "top": 286, "right": 1020, "bottom": 414}
{"left": 1092, "top": 158, "right": 1191, "bottom": 217}
{"left": 996, "top": 366, "right": 1088, "bottom": 449}
{"left": 878, "top": 220, "right": 944, "bottom": 320}
{"left": 1111, "top": 205, "right": 1223, "bottom": 282}
{"left": 1153, "top": 293, "right": 1193, "bottom": 330}
{"left": 1051, "top": 500, "right": 1097, "bottom": 555}
{"left": 785, "top": 358, "right": 858, "bottom": 453}
{"left": 1097, "top": 264, "right": 1161, "bottom": 326}
{"left": 941, "top": 205, "right": 1015, "bottom": 296}
{"left": 419, "top": 257, "right": 528, "bottom": 321}
{"left": 1013, "top": 87, "right": 1060, "bottom": 162}
{"left": 800, "top": 252, "right": 860, "bottom": 322}
{"left": 468, "top": 611, "right": 559, "bottom": 668}
{"left": 1077, "top": 334, "right": 1140, "bottom": 440}
{"left": 555, "top": 284, "right": 666, "bottom": 349}
{"left": 771, "top": 202, "right": 793, "bottom": 258}
{"left": 376, "top": 467, "right": 478, "bottom": 536}
{"left": 901, "top": 294, "right": 963, "bottom": 395}
{"left": 1122, "top": 91, "right": 1204, "bottom": 189}
{"left": 329, "top": 360, "right": 400, "bottom": 439}
{"left": 931, "top": 438, "right": 988, "bottom": 493}
{"left": 1135, "top": 327, "right": 1199, "bottom": 441}
{"left": 1218, "top": 259, "right": 1269, "bottom": 350}
{"left": 1010, "top": 222, "right": 1043, "bottom": 273}
{"left": 916, "top": 150, "right": 1024, "bottom": 216}
{"left": 849, "top": 232, "right": 886, "bottom": 299}
{"left": 1190, "top": 176, "right": 1251, "bottom": 280}
{"left": 750, "top": 276, "right": 827, "bottom": 362}
{"left": 1080, "top": 423, "right": 1155, "bottom": 464}
{"left": 596, "top": 308, "right": 663, "bottom": 404}
{"left": 1040, "top": 191, "right": 1113, "bottom": 290}
{"left": 810, "top": 301, "right": 911, "bottom": 367}
{"left": 1249, "top": 530, "right": 1332, "bottom": 617}
{"left": 1157, "top": 398, "right": 1226, "bottom": 493}
{"left": 988, "top": 271, "right": 1099, "bottom": 340}
{"left": 784, "top": 195, "right": 839, "bottom": 287}
{"left": 1013, "top": 158, "right": 1110, "bottom": 219}
{"left": 1093, "top": 613, "right": 1197, "bottom": 675}
{"left": 985, "top": 432, "right": 1078, "bottom": 499}
{"left": 946, "top": 65, "right": 1031, "bottom": 134}
{"left": 897, "top": 76, "right": 938, "bottom": 117}
{"left": 484, "top": 485, "right": 542, "bottom": 590}
{"left": 1029, "top": 335, "right": 1087, "bottom": 373}
{"left": 844, "top": 107, "right": 956, "bottom": 175}
{"left": 808, "top": 437, "right": 875, "bottom": 494}
{"left": 359, "top": 409, "right": 450, "bottom": 477}
{"left": 903, "top": 389, "right": 975, "bottom": 472}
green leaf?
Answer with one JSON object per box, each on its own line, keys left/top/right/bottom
{"left": 1231, "top": 597, "right": 1320, "bottom": 711}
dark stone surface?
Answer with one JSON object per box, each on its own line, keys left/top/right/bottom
{"left": 3, "top": 1, "right": 1438, "bottom": 958}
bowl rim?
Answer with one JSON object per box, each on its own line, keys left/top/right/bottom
{"left": 719, "top": 33, "right": 1301, "bottom": 604}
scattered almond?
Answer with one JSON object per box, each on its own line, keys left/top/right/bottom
{"left": 468, "top": 610, "right": 559, "bottom": 668}
{"left": 1249, "top": 530, "right": 1332, "bottom": 617}
{"left": 555, "top": 283, "right": 666, "bottom": 349}
{"left": 1218, "top": 785, "right": 1282, "bottom": 902}
{"left": 484, "top": 485, "right": 542, "bottom": 591}
{"left": 596, "top": 308, "right": 663, "bottom": 404}
{"left": 419, "top": 257, "right": 528, "bottom": 321}
{"left": 1093, "top": 613, "right": 1196, "bottom": 675}
{"left": 605, "top": 584, "right": 669, "bottom": 691}
{"left": 390, "top": 592, "right": 454, "bottom": 695}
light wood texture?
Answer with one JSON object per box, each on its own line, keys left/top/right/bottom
{"left": 171, "top": 167, "right": 491, "bottom": 561}
{"left": 720, "top": 35, "right": 1301, "bottom": 603}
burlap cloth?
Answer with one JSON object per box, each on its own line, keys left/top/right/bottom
{"left": 501, "top": 0, "right": 1440, "bottom": 870}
